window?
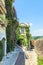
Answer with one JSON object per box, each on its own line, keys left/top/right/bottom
{"left": 20, "top": 28, "right": 25, "bottom": 34}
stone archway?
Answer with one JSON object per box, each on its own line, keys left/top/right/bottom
{"left": 16, "top": 39, "right": 22, "bottom": 46}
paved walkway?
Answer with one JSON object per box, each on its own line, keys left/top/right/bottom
{"left": 0, "top": 62, "right": 2, "bottom": 65}
{"left": 0, "top": 47, "right": 37, "bottom": 65}
{"left": 24, "top": 49, "right": 37, "bottom": 65}
{"left": 1, "top": 46, "right": 25, "bottom": 65}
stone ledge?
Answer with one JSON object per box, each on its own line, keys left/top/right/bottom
{"left": 1, "top": 48, "right": 25, "bottom": 65}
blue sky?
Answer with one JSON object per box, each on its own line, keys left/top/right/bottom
{"left": 13, "top": 0, "right": 43, "bottom": 36}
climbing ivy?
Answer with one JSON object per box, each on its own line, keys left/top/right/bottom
{"left": 5, "top": 0, "right": 18, "bottom": 52}
{"left": 5, "top": 0, "right": 13, "bottom": 20}
{"left": 0, "top": 15, "right": 8, "bottom": 25}
{"left": 25, "top": 26, "right": 31, "bottom": 45}
{"left": 15, "top": 25, "right": 31, "bottom": 46}
{"left": 0, "top": 41, "right": 4, "bottom": 61}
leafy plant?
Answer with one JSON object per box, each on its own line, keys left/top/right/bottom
{"left": 38, "top": 57, "right": 43, "bottom": 65}
{"left": 15, "top": 24, "right": 31, "bottom": 46}
{"left": 0, "top": 41, "right": 4, "bottom": 61}
{"left": 5, "top": 0, "right": 19, "bottom": 52}
{"left": 0, "top": 15, "right": 8, "bottom": 25}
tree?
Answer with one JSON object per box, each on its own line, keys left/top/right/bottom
{"left": 0, "top": 41, "right": 4, "bottom": 61}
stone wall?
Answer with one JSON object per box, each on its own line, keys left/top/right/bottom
{"left": 35, "top": 39, "right": 43, "bottom": 59}
{"left": 1, "top": 48, "right": 25, "bottom": 65}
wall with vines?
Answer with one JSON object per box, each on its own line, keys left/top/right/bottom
{"left": 16, "top": 25, "right": 31, "bottom": 46}
{"left": 5, "top": 0, "right": 19, "bottom": 52}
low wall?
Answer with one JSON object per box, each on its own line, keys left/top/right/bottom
{"left": 1, "top": 48, "right": 25, "bottom": 65}
{"left": 15, "top": 52, "right": 25, "bottom": 65}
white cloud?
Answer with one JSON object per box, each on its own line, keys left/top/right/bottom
{"left": 31, "top": 29, "right": 43, "bottom": 36}
{"left": 29, "top": 23, "right": 32, "bottom": 27}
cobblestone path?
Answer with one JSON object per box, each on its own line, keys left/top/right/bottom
{"left": 24, "top": 49, "right": 37, "bottom": 65}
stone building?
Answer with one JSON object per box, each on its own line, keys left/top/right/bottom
{"left": 0, "top": 0, "right": 7, "bottom": 56}
{"left": 0, "top": 0, "right": 18, "bottom": 56}
{"left": 0, "top": 0, "right": 6, "bottom": 14}
{"left": 19, "top": 23, "right": 30, "bottom": 46}
{"left": 0, "top": 0, "right": 6, "bottom": 33}
{"left": 19, "top": 23, "right": 29, "bottom": 37}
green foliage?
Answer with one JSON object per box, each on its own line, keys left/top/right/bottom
{"left": 15, "top": 25, "right": 20, "bottom": 41}
{"left": 5, "top": 0, "right": 18, "bottom": 52}
{"left": 38, "top": 57, "right": 43, "bottom": 65}
{"left": 22, "top": 38, "right": 27, "bottom": 46}
{"left": 0, "top": 15, "right": 8, "bottom": 25}
{"left": 32, "top": 36, "right": 43, "bottom": 40}
{"left": 5, "top": 0, "right": 13, "bottom": 20}
{"left": 0, "top": 41, "right": 4, "bottom": 61}
{"left": 6, "top": 21, "right": 12, "bottom": 52}
{"left": 15, "top": 25, "right": 31, "bottom": 46}
{"left": 5, "top": 0, "right": 14, "bottom": 52}
{"left": 25, "top": 26, "right": 31, "bottom": 44}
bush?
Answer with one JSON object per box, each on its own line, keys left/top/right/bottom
{"left": 35, "top": 39, "right": 43, "bottom": 59}
{"left": 38, "top": 56, "right": 43, "bottom": 65}
{"left": 7, "top": 42, "right": 14, "bottom": 53}
{"left": 0, "top": 41, "right": 4, "bottom": 61}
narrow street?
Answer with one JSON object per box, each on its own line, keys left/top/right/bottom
{"left": 0, "top": 48, "right": 38, "bottom": 65}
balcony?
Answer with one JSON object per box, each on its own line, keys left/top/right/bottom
{"left": 0, "top": 0, "right": 5, "bottom": 6}
{"left": 0, "top": 0, "right": 6, "bottom": 14}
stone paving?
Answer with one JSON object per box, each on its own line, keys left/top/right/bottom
{"left": 0, "top": 47, "right": 37, "bottom": 65}
{"left": 15, "top": 52, "right": 25, "bottom": 65}
{"left": 24, "top": 49, "right": 38, "bottom": 65}
{"left": 1, "top": 46, "right": 25, "bottom": 65}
